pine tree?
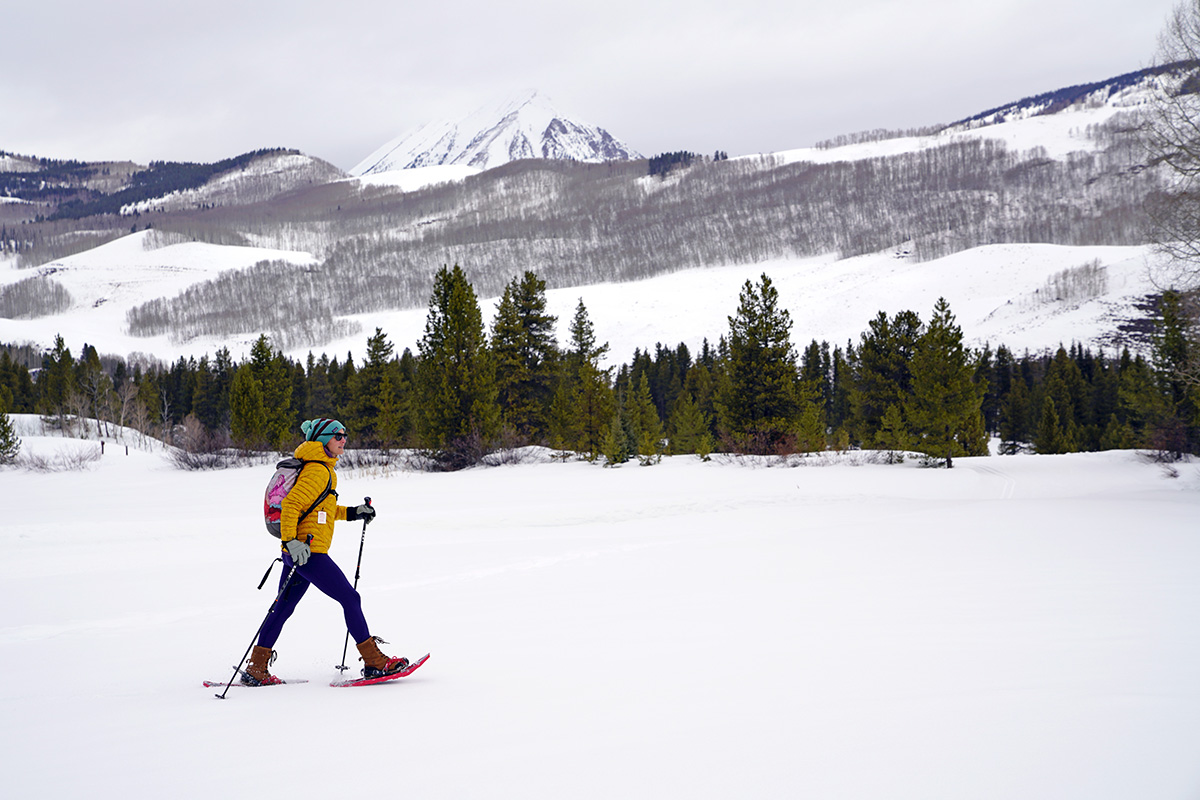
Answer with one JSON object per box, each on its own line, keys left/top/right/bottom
{"left": 625, "top": 373, "right": 664, "bottom": 464}
{"left": 248, "top": 335, "right": 293, "bottom": 451}
{"left": 229, "top": 363, "right": 268, "bottom": 452}
{"left": 551, "top": 299, "right": 613, "bottom": 460}
{"left": 602, "top": 406, "right": 633, "bottom": 466}
{"left": 905, "top": 298, "right": 987, "bottom": 467}
{"left": 1035, "top": 396, "right": 1072, "bottom": 454}
{"left": 350, "top": 328, "right": 409, "bottom": 450}
{"left": 491, "top": 271, "right": 558, "bottom": 442}
{"left": 38, "top": 335, "right": 76, "bottom": 432}
{"left": 668, "top": 392, "right": 713, "bottom": 458}
{"left": 0, "top": 393, "right": 20, "bottom": 464}
{"left": 416, "top": 265, "right": 499, "bottom": 466}
{"left": 305, "top": 353, "right": 333, "bottom": 420}
{"left": 76, "top": 344, "right": 112, "bottom": 437}
{"left": 1152, "top": 289, "right": 1199, "bottom": 452}
{"left": 718, "top": 274, "right": 800, "bottom": 453}
{"left": 191, "top": 356, "right": 221, "bottom": 433}
{"left": 999, "top": 374, "right": 1032, "bottom": 454}
{"left": 850, "top": 310, "right": 922, "bottom": 446}
{"left": 875, "top": 403, "right": 911, "bottom": 463}
{"left": 795, "top": 400, "right": 827, "bottom": 454}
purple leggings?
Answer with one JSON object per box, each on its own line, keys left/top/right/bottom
{"left": 257, "top": 553, "right": 369, "bottom": 649}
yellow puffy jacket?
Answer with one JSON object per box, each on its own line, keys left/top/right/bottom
{"left": 280, "top": 441, "right": 347, "bottom": 554}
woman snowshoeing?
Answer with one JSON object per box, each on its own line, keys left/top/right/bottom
{"left": 244, "top": 418, "right": 409, "bottom": 685}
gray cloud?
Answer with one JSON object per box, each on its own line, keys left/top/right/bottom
{"left": 0, "top": 0, "right": 1179, "bottom": 170}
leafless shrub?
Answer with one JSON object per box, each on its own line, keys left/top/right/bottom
{"left": 1140, "top": 416, "right": 1191, "bottom": 463}
{"left": 169, "top": 415, "right": 238, "bottom": 470}
{"left": 18, "top": 446, "right": 103, "bottom": 472}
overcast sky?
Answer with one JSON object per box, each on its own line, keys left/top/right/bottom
{"left": 0, "top": 0, "right": 1182, "bottom": 171}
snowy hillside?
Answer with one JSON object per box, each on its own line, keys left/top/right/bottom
{"left": 351, "top": 90, "right": 642, "bottom": 174}
{"left": 2, "top": 420, "right": 1199, "bottom": 799}
{"left": 0, "top": 229, "right": 1163, "bottom": 367}
{"left": 0, "top": 230, "right": 318, "bottom": 357}
{"left": 768, "top": 64, "right": 1167, "bottom": 167}
{"left": 119, "top": 151, "right": 346, "bottom": 215}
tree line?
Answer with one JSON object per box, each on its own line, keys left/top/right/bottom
{"left": 3, "top": 268, "right": 1196, "bottom": 469}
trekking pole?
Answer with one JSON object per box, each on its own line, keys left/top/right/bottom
{"left": 215, "top": 563, "right": 298, "bottom": 700}
{"left": 336, "top": 496, "right": 372, "bottom": 672}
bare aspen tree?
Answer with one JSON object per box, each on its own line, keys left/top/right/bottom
{"left": 1146, "top": 2, "right": 1200, "bottom": 286}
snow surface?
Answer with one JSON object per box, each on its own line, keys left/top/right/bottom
{"left": 2, "top": 418, "right": 1199, "bottom": 799}
{"left": 349, "top": 164, "right": 482, "bottom": 193}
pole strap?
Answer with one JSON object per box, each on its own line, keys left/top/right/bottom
{"left": 257, "top": 557, "right": 282, "bottom": 590}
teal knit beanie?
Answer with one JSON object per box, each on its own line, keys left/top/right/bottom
{"left": 301, "top": 418, "right": 346, "bottom": 445}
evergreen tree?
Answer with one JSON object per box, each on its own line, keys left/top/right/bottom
{"left": 828, "top": 344, "right": 853, "bottom": 436}
{"left": 1152, "top": 289, "right": 1199, "bottom": 452}
{"left": 602, "top": 406, "right": 633, "bottom": 466}
{"left": 550, "top": 299, "right": 613, "bottom": 459}
{"left": 850, "top": 310, "right": 922, "bottom": 446}
{"left": 718, "top": 274, "right": 800, "bottom": 453}
{"left": 306, "top": 352, "right": 333, "bottom": 420}
{"left": 350, "top": 328, "right": 408, "bottom": 450}
{"left": 0, "top": 350, "right": 36, "bottom": 413}
{"left": 38, "top": 335, "right": 76, "bottom": 432}
{"left": 191, "top": 356, "right": 221, "bottom": 433}
{"left": 0, "top": 393, "right": 20, "bottom": 464}
{"left": 795, "top": 399, "right": 827, "bottom": 454}
{"left": 1035, "top": 396, "right": 1072, "bottom": 454}
{"left": 905, "top": 298, "right": 987, "bottom": 467}
{"left": 229, "top": 363, "right": 268, "bottom": 452}
{"left": 999, "top": 373, "right": 1032, "bottom": 454}
{"left": 668, "top": 391, "right": 713, "bottom": 458}
{"left": 625, "top": 372, "right": 664, "bottom": 464}
{"left": 875, "top": 403, "right": 911, "bottom": 463}
{"left": 248, "top": 335, "right": 293, "bottom": 450}
{"left": 416, "top": 265, "right": 500, "bottom": 465}
{"left": 76, "top": 344, "right": 112, "bottom": 436}
{"left": 491, "top": 271, "right": 558, "bottom": 441}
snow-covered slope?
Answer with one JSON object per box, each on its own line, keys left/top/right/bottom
{"left": 0, "top": 227, "right": 1162, "bottom": 367}
{"left": 0, "top": 230, "right": 316, "bottom": 356}
{"left": 767, "top": 64, "right": 1171, "bottom": 167}
{"left": 119, "top": 151, "right": 346, "bottom": 215}
{"left": 3, "top": 421, "right": 1199, "bottom": 799}
{"left": 351, "top": 90, "right": 642, "bottom": 175}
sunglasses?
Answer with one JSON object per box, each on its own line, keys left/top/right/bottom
{"left": 332, "top": 432, "right": 347, "bottom": 441}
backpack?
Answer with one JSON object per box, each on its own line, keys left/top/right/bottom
{"left": 263, "top": 458, "right": 335, "bottom": 538}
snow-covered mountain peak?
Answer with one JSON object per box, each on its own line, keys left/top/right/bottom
{"left": 351, "top": 91, "right": 642, "bottom": 176}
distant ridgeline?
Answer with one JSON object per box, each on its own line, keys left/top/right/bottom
{"left": 949, "top": 61, "right": 1199, "bottom": 130}
{"left": 0, "top": 148, "right": 301, "bottom": 221}
{"left": 47, "top": 149, "right": 302, "bottom": 220}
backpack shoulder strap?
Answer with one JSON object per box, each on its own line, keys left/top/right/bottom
{"left": 296, "top": 461, "right": 335, "bottom": 525}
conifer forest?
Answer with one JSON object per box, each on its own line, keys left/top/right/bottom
{"left": 1, "top": 265, "right": 1195, "bottom": 470}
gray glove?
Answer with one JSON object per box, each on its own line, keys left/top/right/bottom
{"left": 347, "top": 504, "right": 376, "bottom": 524}
{"left": 285, "top": 539, "right": 311, "bottom": 567}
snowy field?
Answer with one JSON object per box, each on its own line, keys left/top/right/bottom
{"left": 2, "top": 420, "right": 1199, "bottom": 799}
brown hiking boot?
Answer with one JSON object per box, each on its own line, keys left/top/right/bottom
{"left": 243, "top": 645, "right": 283, "bottom": 686}
{"left": 356, "top": 636, "right": 410, "bottom": 678}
